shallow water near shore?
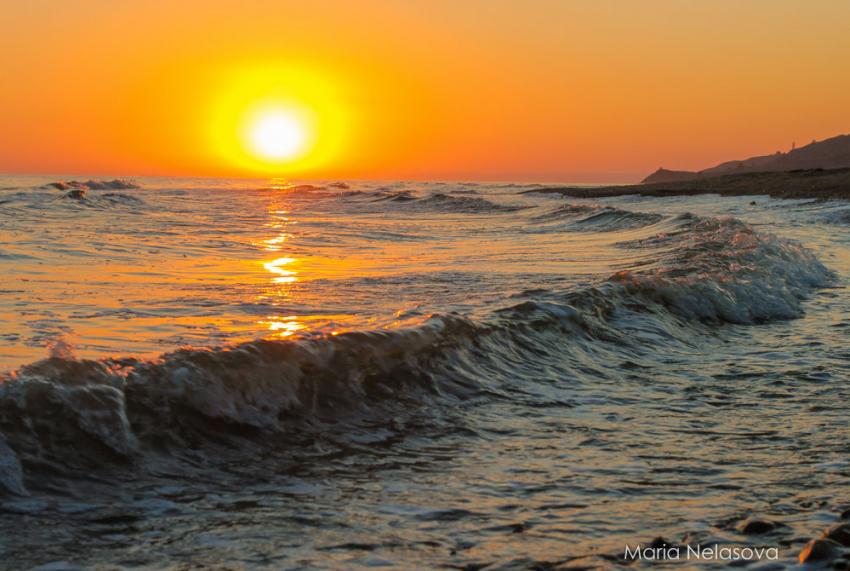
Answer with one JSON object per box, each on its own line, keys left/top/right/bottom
{"left": 1, "top": 175, "right": 850, "bottom": 570}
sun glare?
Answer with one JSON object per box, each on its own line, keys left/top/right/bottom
{"left": 234, "top": 100, "right": 317, "bottom": 166}
{"left": 207, "top": 63, "right": 349, "bottom": 174}
{"left": 249, "top": 112, "right": 305, "bottom": 161}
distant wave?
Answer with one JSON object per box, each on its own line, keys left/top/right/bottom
{"left": 418, "top": 192, "right": 526, "bottom": 213}
{"left": 50, "top": 189, "right": 148, "bottom": 209}
{"left": 286, "top": 184, "right": 324, "bottom": 192}
{"left": 100, "top": 192, "right": 146, "bottom": 205}
{"left": 351, "top": 190, "right": 523, "bottom": 212}
{"left": 820, "top": 208, "right": 850, "bottom": 226}
{"left": 370, "top": 190, "right": 419, "bottom": 202}
{"left": 48, "top": 179, "right": 140, "bottom": 191}
{"left": 533, "top": 204, "right": 601, "bottom": 220}
{"left": 0, "top": 212, "right": 832, "bottom": 496}
{"left": 529, "top": 203, "right": 664, "bottom": 232}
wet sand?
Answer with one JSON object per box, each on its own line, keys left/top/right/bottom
{"left": 523, "top": 168, "right": 850, "bottom": 201}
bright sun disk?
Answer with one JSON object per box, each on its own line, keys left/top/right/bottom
{"left": 249, "top": 112, "right": 305, "bottom": 161}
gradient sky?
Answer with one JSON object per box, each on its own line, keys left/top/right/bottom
{"left": 1, "top": 0, "right": 849, "bottom": 181}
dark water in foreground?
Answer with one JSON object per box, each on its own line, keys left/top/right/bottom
{"left": 1, "top": 176, "right": 850, "bottom": 570}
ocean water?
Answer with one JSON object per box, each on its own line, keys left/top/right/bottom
{"left": 1, "top": 175, "right": 849, "bottom": 570}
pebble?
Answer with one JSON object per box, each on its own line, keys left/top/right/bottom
{"left": 823, "top": 524, "right": 850, "bottom": 547}
{"left": 799, "top": 538, "right": 841, "bottom": 563}
{"left": 738, "top": 517, "right": 777, "bottom": 535}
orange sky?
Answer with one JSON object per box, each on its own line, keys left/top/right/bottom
{"left": 1, "top": 0, "right": 849, "bottom": 182}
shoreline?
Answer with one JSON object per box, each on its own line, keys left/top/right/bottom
{"left": 522, "top": 168, "right": 850, "bottom": 200}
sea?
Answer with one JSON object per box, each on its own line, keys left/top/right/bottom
{"left": 1, "top": 175, "right": 849, "bottom": 570}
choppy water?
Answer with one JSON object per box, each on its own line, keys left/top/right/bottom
{"left": 1, "top": 175, "right": 850, "bottom": 570}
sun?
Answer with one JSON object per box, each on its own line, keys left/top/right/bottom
{"left": 237, "top": 104, "right": 315, "bottom": 164}
{"left": 248, "top": 112, "right": 305, "bottom": 161}
{"left": 231, "top": 97, "right": 320, "bottom": 166}
{"left": 208, "top": 63, "right": 349, "bottom": 173}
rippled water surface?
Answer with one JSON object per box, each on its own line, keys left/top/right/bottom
{"left": 1, "top": 175, "right": 850, "bottom": 570}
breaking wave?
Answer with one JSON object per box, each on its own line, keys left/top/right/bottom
{"left": 48, "top": 179, "right": 140, "bottom": 191}
{"left": 0, "top": 212, "right": 832, "bottom": 496}
{"left": 609, "top": 215, "right": 833, "bottom": 322}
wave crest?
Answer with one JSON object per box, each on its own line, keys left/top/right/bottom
{"left": 416, "top": 193, "right": 525, "bottom": 213}
{"left": 611, "top": 216, "right": 833, "bottom": 323}
{"left": 0, "top": 317, "right": 488, "bottom": 493}
{"left": 48, "top": 179, "right": 140, "bottom": 191}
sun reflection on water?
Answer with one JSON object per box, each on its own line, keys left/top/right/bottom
{"left": 264, "top": 257, "right": 298, "bottom": 283}
{"left": 260, "top": 210, "right": 291, "bottom": 251}
{"left": 263, "top": 234, "right": 288, "bottom": 251}
{"left": 258, "top": 315, "right": 305, "bottom": 338}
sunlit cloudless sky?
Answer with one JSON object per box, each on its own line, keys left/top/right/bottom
{"left": 1, "top": 0, "right": 849, "bottom": 181}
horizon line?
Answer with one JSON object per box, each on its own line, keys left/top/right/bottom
{"left": 0, "top": 171, "right": 647, "bottom": 185}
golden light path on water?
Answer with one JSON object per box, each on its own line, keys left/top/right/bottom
{"left": 255, "top": 203, "right": 305, "bottom": 338}
{"left": 260, "top": 253, "right": 302, "bottom": 337}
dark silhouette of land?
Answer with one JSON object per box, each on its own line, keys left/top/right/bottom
{"left": 642, "top": 133, "right": 850, "bottom": 184}
{"left": 523, "top": 168, "right": 850, "bottom": 201}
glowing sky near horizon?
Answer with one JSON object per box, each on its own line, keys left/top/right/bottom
{"left": 1, "top": 0, "right": 849, "bottom": 181}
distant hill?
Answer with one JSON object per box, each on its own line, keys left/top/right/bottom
{"left": 642, "top": 133, "right": 850, "bottom": 184}
{"left": 641, "top": 168, "right": 700, "bottom": 184}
